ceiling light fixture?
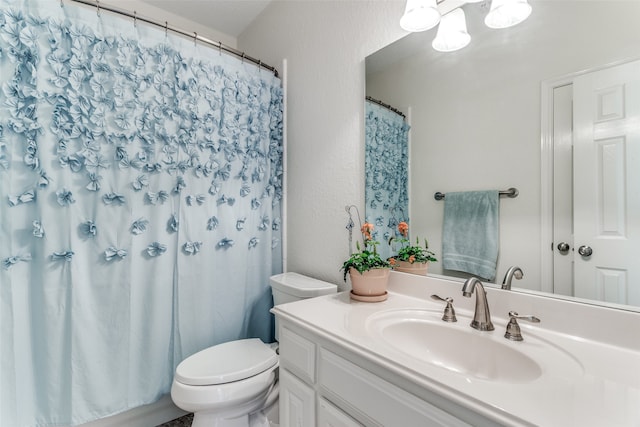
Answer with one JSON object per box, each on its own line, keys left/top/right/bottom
{"left": 400, "top": 0, "right": 441, "bottom": 32}
{"left": 400, "top": 0, "right": 532, "bottom": 52}
{"left": 432, "top": 8, "right": 470, "bottom": 52}
{"left": 485, "top": 0, "right": 532, "bottom": 29}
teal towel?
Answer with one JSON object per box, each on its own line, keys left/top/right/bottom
{"left": 442, "top": 190, "right": 499, "bottom": 281}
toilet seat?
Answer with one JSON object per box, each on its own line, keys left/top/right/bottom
{"left": 175, "top": 338, "right": 278, "bottom": 386}
{"left": 171, "top": 364, "right": 278, "bottom": 414}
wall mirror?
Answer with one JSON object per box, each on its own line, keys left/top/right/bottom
{"left": 365, "top": 0, "right": 640, "bottom": 311}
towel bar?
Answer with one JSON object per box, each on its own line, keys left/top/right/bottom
{"left": 434, "top": 187, "right": 519, "bottom": 201}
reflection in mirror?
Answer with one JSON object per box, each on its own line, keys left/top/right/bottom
{"left": 365, "top": 0, "right": 640, "bottom": 311}
{"left": 364, "top": 97, "right": 409, "bottom": 261}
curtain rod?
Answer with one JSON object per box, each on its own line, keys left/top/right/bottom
{"left": 366, "top": 96, "right": 406, "bottom": 119}
{"left": 67, "top": 0, "right": 278, "bottom": 77}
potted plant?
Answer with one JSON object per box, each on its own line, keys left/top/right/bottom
{"left": 388, "top": 221, "right": 437, "bottom": 276}
{"left": 341, "top": 222, "right": 391, "bottom": 299}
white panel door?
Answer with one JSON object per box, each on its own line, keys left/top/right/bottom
{"left": 573, "top": 59, "right": 640, "bottom": 305}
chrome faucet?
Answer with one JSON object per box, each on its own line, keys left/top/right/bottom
{"left": 461, "top": 277, "right": 494, "bottom": 331}
{"left": 501, "top": 266, "right": 524, "bottom": 290}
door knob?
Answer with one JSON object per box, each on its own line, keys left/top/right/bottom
{"left": 556, "top": 242, "right": 570, "bottom": 254}
{"left": 578, "top": 245, "right": 593, "bottom": 257}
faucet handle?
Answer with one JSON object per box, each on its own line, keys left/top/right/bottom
{"left": 430, "top": 294, "right": 457, "bottom": 322}
{"left": 504, "top": 311, "right": 541, "bottom": 341}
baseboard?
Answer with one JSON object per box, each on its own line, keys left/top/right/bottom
{"left": 81, "top": 395, "right": 188, "bottom": 427}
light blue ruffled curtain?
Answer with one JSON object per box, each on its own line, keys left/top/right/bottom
{"left": 0, "top": 1, "right": 283, "bottom": 426}
{"left": 364, "top": 101, "right": 409, "bottom": 261}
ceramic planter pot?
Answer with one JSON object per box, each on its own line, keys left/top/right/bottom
{"left": 349, "top": 267, "right": 390, "bottom": 298}
{"left": 394, "top": 260, "right": 428, "bottom": 276}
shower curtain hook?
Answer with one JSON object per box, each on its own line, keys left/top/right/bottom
{"left": 96, "top": 0, "right": 100, "bottom": 17}
{"left": 241, "top": 53, "right": 245, "bottom": 63}
{"left": 218, "top": 41, "right": 222, "bottom": 56}
{"left": 258, "top": 60, "right": 262, "bottom": 73}
{"left": 133, "top": 11, "right": 137, "bottom": 27}
{"left": 165, "top": 21, "right": 168, "bottom": 37}
{"left": 194, "top": 32, "right": 197, "bottom": 46}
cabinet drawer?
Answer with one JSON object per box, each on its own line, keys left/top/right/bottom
{"left": 318, "top": 398, "right": 363, "bottom": 427}
{"left": 319, "top": 349, "right": 471, "bottom": 427}
{"left": 279, "top": 325, "right": 316, "bottom": 384}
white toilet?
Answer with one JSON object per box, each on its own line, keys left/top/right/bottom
{"left": 171, "top": 272, "right": 337, "bottom": 427}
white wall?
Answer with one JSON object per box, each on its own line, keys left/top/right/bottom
{"left": 239, "top": 1, "right": 407, "bottom": 289}
{"left": 366, "top": 0, "right": 640, "bottom": 289}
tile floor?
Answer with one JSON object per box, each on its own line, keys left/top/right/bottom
{"left": 156, "top": 413, "right": 193, "bottom": 427}
{"left": 158, "top": 412, "right": 280, "bottom": 426}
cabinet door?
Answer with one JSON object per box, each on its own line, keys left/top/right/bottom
{"left": 280, "top": 368, "right": 315, "bottom": 427}
{"left": 280, "top": 325, "right": 317, "bottom": 384}
{"left": 319, "top": 349, "right": 471, "bottom": 427}
{"left": 318, "top": 398, "right": 363, "bottom": 427}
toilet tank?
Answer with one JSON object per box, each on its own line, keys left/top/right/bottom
{"left": 270, "top": 272, "right": 337, "bottom": 341}
{"left": 270, "top": 272, "right": 337, "bottom": 306}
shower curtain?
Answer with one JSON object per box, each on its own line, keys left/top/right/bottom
{"left": 0, "top": 1, "right": 283, "bottom": 426}
{"left": 364, "top": 100, "right": 409, "bottom": 260}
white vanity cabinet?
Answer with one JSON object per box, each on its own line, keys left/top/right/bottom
{"left": 273, "top": 274, "right": 640, "bottom": 427}
{"left": 277, "top": 321, "right": 487, "bottom": 427}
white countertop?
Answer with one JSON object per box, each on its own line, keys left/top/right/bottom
{"left": 272, "top": 272, "right": 640, "bottom": 427}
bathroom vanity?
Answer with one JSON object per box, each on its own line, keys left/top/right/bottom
{"left": 272, "top": 272, "right": 640, "bottom": 426}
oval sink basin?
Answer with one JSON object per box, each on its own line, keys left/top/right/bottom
{"left": 367, "top": 309, "right": 583, "bottom": 384}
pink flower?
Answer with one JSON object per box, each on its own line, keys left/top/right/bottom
{"left": 361, "top": 222, "right": 374, "bottom": 240}
{"left": 398, "top": 221, "right": 409, "bottom": 237}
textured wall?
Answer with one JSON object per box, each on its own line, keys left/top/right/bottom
{"left": 239, "top": 1, "right": 406, "bottom": 289}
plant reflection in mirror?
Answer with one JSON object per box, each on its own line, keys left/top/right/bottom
{"left": 388, "top": 221, "right": 437, "bottom": 265}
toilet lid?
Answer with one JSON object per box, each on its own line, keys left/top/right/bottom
{"left": 175, "top": 338, "right": 278, "bottom": 386}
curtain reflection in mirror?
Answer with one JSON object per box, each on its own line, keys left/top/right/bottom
{"left": 365, "top": 100, "right": 409, "bottom": 261}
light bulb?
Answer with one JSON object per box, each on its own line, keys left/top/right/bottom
{"left": 400, "top": 0, "right": 441, "bottom": 32}
{"left": 432, "top": 8, "right": 471, "bottom": 52}
{"left": 485, "top": 0, "right": 532, "bottom": 29}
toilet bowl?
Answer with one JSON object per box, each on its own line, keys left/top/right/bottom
{"left": 171, "top": 273, "right": 337, "bottom": 427}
